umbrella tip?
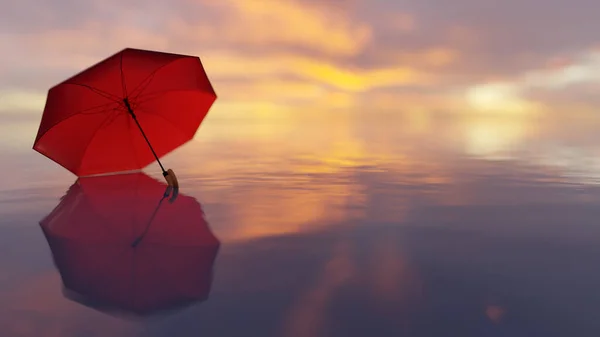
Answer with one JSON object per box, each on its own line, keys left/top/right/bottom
{"left": 164, "top": 168, "right": 179, "bottom": 188}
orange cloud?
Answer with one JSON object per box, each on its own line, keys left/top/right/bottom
{"left": 11, "top": 14, "right": 430, "bottom": 108}
{"left": 219, "top": 79, "right": 325, "bottom": 102}
{"left": 201, "top": 52, "right": 432, "bottom": 92}
{"left": 175, "top": 0, "right": 372, "bottom": 57}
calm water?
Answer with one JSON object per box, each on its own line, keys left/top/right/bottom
{"left": 1, "top": 112, "right": 600, "bottom": 336}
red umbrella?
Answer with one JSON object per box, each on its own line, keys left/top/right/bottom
{"left": 32, "top": 48, "right": 217, "bottom": 186}
{"left": 39, "top": 173, "right": 220, "bottom": 317}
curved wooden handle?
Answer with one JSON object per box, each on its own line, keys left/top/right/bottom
{"left": 164, "top": 168, "right": 179, "bottom": 188}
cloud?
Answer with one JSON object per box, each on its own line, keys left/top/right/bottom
{"left": 175, "top": 0, "right": 373, "bottom": 57}
{"left": 2, "top": 0, "right": 600, "bottom": 125}
{"left": 0, "top": 90, "right": 46, "bottom": 112}
{"left": 351, "top": 0, "right": 600, "bottom": 82}
{"left": 460, "top": 49, "right": 600, "bottom": 118}
{"left": 205, "top": 52, "right": 432, "bottom": 91}
{"left": 465, "top": 83, "right": 539, "bottom": 115}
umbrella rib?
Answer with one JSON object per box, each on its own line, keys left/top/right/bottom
{"left": 129, "top": 90, "right": 215, "bottom": 116}
{"left": 102, "top": 110, "right": 122, "bottom": 128}
{"left": 127, "top": 58, "right": 186, "bottom": 99}
{"left": 135, "top": 107, "right": 187, "bottom": 140}
{"left": 85, "top": 203, "right": 140, "bottom": 242}
{"left": 130, "top": 194, "right": 167, "bottom": 248}
{"left": 127, "top": 116, "right": 140, "bottom": 172}
{"left": 133, "top": 89, "right": 206, "bottom": 106}
{"left": 131, "top": 90, "right": 168, "bottom": 105}
{"left": 128, "top": 70, "right": 158, "bottom": 101}
{"left": 120, "top": 53, "right": 128, "bottom": 97}
{"left": 65, "top": 82, "right": 124, "bottom": 103}
{"left": 79, "top": 102, "right": 120, "bottom": 115}
{"left": 33, "top": 103, "right": 120, "bottom": 147}
{"left": 135, "top": 89, "right": 215, "bottom": 108}
{"left": 76, "top": 108, "right": 121, "bottom": 172}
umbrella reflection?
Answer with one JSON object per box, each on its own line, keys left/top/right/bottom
{"left": 39, "top": 173, "right": 220, "bottom": 318}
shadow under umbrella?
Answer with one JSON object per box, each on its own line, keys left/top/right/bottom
{"left": 39, "top": 173, "right": 220, "bottom": 318}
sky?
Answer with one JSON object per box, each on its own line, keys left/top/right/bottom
{"left": 1, "top": 0, "right": 600, "bottom": 160}
{"left": 2, "top": 4, "right": 600, "bottom": 332}
{"left": 2, "top": 0, "right": 600, "bottom": 241}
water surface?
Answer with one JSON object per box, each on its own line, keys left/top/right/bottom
{"left": 1, "top": 112, "right": 599, "bottom": 336}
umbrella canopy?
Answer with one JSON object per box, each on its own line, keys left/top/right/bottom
{"left": 39, "top": 173, "right": 220, "bottom": 317}
{"left": 33, "top": 48, "right": 217, "bottom": 177}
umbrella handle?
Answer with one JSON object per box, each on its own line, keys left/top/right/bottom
{"left": 164, "top": 168, "right": 179, "bottom": 188}
{"left": 162, "top": 185, "right": 179, "bottom": 203}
